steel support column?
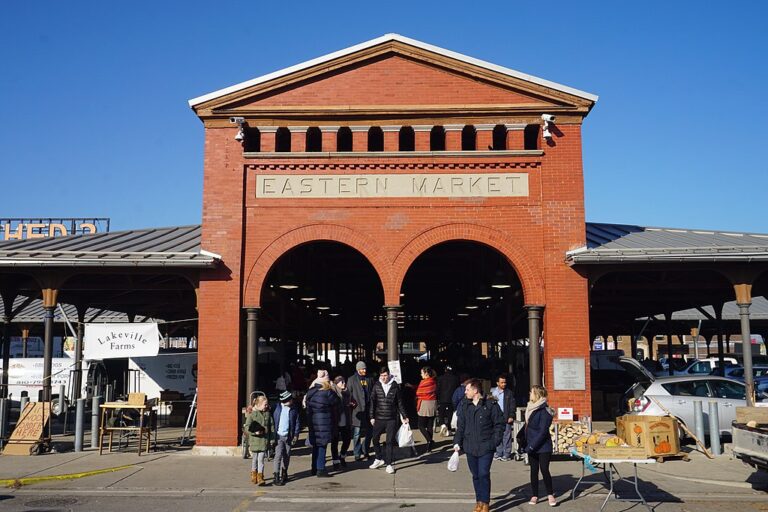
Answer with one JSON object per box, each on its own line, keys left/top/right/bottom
{"left": 526, "top": 305, "right": 544, "bottom": 387}
{"left": 1, "top": 314, "right": 9, "bottom": 399}
{"left": 73, "top": 308, "right": 86, "bottom": 401}
{"left": 246, "top": 307, "right": 259, "bottom": 397}
{"left": 735, "top": 284, "right": 755, "bottom": 406}
{"left": 42, "top": 288, "right": 58, "bottom": 403}
{"left": 385, "top": 305, "right": 400, "bottom": 363}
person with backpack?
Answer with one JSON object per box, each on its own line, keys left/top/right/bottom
{"left": 244, "top": 395, "right": 274, "bottom": 486}
{"left": 271, "top": 391, "right": 301, "bottom": 486}
{"left": 453, "top": 378, "right": 505, "bottom": 512}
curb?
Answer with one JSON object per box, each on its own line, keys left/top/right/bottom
{"left": 0, "top": 464, "right": 135, "bottom": 488}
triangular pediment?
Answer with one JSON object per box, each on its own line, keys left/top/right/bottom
{"left": 191, "top": 34, "right": 596, "bottom": 117}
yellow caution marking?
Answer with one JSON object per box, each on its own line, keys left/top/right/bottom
{"left": 0, "top": 464, "right": 134, "bottom": 488}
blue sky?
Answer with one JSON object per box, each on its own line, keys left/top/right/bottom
{"left": 1, "top": 1, "right": 766, "bottom": 232}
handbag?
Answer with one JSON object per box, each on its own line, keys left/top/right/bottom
{"left": 515, "top": 425, "right": 527, "bottom": 454}
{"left": 248, "top": 420, "right": 265, "bottom": 435}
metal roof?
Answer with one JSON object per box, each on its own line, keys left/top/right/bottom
{"left": 568, "top": 223, "right": 768, "bottom": 264}
{"left": 188, "top": 33, "right": 599, "bottom": 108}
{"left": 0, "top": 225, "right": 219, "bottom": 268}
{"left": 1, "top": 294, "right": 136, "bottom": 324}
{"left": 643, "top": 296, "right": 768, "bottom": 322}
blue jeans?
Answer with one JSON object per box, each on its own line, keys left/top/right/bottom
{"left": 495, "top": 423, "right": 512, "bottom": 459}
{"left": 466, "top": 452, "right": 494, "bottom": 503}
{"left": 352, "top": 424, "right": 371, "bottom": 458}
{"left": 311, "top": 444, "right": 327, "bottom": 471}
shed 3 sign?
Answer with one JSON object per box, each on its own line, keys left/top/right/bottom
{"left": 84, "top": 323, "right": 160, "bottom": 360}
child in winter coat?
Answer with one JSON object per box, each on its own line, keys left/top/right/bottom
{"left": 245, "top": 395, "right": 275, "bottom": 485}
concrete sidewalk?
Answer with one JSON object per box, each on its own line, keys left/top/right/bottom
{"left": 1, "top": 432, "right": 766, "bottom": 506}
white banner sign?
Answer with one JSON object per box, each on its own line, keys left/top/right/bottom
{"left": 387, "top": 360, "right": 403, "bottom": 384}
{"left": 84, "top": 323, "right": 160, "bottom": 360}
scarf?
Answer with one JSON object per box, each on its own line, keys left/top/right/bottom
{"left": 415, "top": 376, "right": 437, "bottom": 410}
{"left": 525, "top": 397, "right": 550, "bottom": 423}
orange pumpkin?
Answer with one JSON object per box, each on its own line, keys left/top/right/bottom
{"left": 633, "top": 425, "right": 643, "bottom": 434}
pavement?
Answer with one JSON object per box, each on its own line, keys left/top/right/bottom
{"left": 0, "top": 424, "right": 767, "bottom": 511}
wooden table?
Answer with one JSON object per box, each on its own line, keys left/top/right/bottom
{"left": 98, "top": 402, "right": 152, "bottom": 455}
{"left": 571, "top": 452, "right": 656, "bottom": 511}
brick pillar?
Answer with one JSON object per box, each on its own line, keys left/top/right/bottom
{"left": 444, "top": 125, "right": 463, "bottom": 151}
{"left": 260, "top": 127, "right": 277, "bottom": 152}
{"left": 351, "top": 126, "right": 369, "bottom": 152}
{"left": 505, "top": 124, "right": 525, "bottom": 150}
{"left": 414, "top": 125, "right": 431, "bottom": 151}
{"left": 382, "top": 126, "right": 400, "bottom": 152}
{"left": 476, "top": 124, "right": 494, "bottom": 151}
{"left": 320, "top": 126, "right": 338, "bottom": 152}
{"left": 289, "top": 126, "right": 307, "bottom": 152}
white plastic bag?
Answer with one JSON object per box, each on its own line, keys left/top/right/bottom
{"left": 447, "top": 450, "right": 460, "bottom": 472}
{"left": 450, "top": 411, "right": 458, "bottom": 430}
{"left": 397, "top": 422, "right": 414, "bottom": 448}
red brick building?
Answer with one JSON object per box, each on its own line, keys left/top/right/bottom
{"left": 190, "top": 34, "right": 598, "bottom": 448}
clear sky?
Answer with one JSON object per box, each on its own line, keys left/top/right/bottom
{"left": 1, "top": 1, "right": 766, "bottom": 232}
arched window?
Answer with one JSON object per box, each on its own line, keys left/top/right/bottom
{"left": 492, "top": 125, "right": 507, "bottom": 150}
{"left": 430, "top": 126, "right": 445, "bottom": 151}
{"left": 276, "top": 127, "right": 291, "bottom": 152}
{"left": 524, "top": 124, "right": 540, "bottom": 150}
{"left": 399, "top": 126, "right": 415, "bottom": 151}
{"left": 306, "top": 127, "right": 322, "bottom": 152}
{"left": 243, "top": 127, "right": 260, "bottom": 152}
{"left": 461, "top": 125, "right": 476, "bottom": 151}
{"left": 337, "top": 127, "right": 352, "bottom": 152}
{"left": 368, "top": 126, "right": 384, "bottom": 152}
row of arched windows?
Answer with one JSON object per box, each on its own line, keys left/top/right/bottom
{"left": 243, "top": 124, "right": 541, "bottom": 152}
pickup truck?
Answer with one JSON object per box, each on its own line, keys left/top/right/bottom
{"left": 732, "top": 407, "right": 768, "bottom": 472}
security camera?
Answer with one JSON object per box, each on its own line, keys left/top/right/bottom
{"left": 229, "top": 116, "right": 245, "bottom": 125}
{"left": 541, "top": 114, "right": 556, "bottom": 123}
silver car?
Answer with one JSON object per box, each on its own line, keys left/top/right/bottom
{"left": 620, "top": 357, "right": 768, "bottom": 437}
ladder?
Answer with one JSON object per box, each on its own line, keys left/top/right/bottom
{"left": 180, "top": 389, "right": 197, "bottom": 446}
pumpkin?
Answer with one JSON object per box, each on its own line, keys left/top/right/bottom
{"left": 633, "top": 425, "right": 643, "bottom": 434}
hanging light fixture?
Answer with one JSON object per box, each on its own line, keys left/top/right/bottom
{"left": 476, "top": 285, "right": 492, "bottom": 300}
{"left": 279, "top": 269, "right": 299, "bottom": 290}
{"left": 491, "top": 270, "right": 511, "bottom": 289}
{"left": 465, "top": 305, "right": 479, "bottom": 310}
{"left": 300, "top": 286, "right": 317, "bottom": 301}
{"left": 316, "top": 306, "right": 330, "bottom": 310}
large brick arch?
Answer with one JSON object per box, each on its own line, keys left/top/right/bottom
{"left": 390, "top": 223, "right": 546, "bottom": 305}
{"left": 243, "top": 224, "right": 391, "bottom": 307}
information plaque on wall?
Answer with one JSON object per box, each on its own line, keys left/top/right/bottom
{"left": 553, "top": 358, "right": 586, "bottom": 390}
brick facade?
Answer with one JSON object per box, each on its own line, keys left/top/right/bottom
{"left": 194, "top": 37, "right": 595, "bottom": 447}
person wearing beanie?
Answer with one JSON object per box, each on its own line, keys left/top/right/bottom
{"left": 271, "top": 390, "right": 300, "bottom": 486}
{"left": 330, "top": 375, "right": 353, "bottom": 469}
{"left": 348, "top": 361, "right": 374, "bottom": 461}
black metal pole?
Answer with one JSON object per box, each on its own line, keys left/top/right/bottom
{"left": 246, "top": 308, "right": 259, "bottom": 396}
{"left": 526, "top": 305, "right": 544, "bottom": 387}
{"left": 43, "top": 305, "right": 55, "bottom": 402}
{"left": 738, "top": 302, "right": 755, "bottom": 406}
{"left": 1, "top": 315, "right": 10, "bottom": 399}
{"left": 74, "top": 310, "right": 85, "bottom": 401}
{"left": 385, "top": 306, "right": 400, "bottom": 362}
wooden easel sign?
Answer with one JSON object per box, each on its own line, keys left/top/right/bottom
{"left": 2, "top": 402, "right": 51, "bottom": 456}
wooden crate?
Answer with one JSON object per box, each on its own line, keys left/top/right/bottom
{"left": 616, "top": 415, "right": 680, "bottom": 457}
{"left": 584, "top": 444, "right": 648, "bottom": 460}
{"left": 736, "top": 406, "right": 768, "bottom": 425}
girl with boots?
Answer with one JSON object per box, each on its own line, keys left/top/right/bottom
{"left": 245, "top": 395, "right": 274, "bottom": 486}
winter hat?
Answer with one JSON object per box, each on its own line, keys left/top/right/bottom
{"left": 279, "top": 390, "right": 292, "bottom": 402}
{"left": 356, "top": 361, "right": 367, "bottom": 371}
{"left": 316, "top": 369, "right": 329, "bottom": 381}
{"left": 334, "top": 376, "right": 345, "bottom": 385}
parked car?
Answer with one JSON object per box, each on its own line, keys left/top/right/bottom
{"left": 620, "top": 357, "right": 768, "bottom": 438}
{"left": 654, "top": 357, "right": 738, "bottom": 377}
{"left": 710, "top": 365, "right": 768, "bottom": 394}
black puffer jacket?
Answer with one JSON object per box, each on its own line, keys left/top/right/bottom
{"left": 454, "top": 397, "right": 505, "bottom": 457}
{"left": 369, "top": 380, "right": 407, "bottom": 421}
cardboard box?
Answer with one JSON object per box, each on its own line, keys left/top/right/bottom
{"left": 616, "top": 415, "right": 680, "bottom": 457}
{"left": 736, "top": 406, "right": 768, "bottom": 425}
{"left": 584, "top": 445, "right": 648, "bottom": 460}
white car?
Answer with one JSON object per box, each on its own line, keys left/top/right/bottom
{"left": 620, "top": 357, "right": 768, "bottom": 437}
{"left": 669, "top": 357, "right": 738, "bottom": 377}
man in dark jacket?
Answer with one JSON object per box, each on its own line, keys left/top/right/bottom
{"left": 368, "top": 366, "right": 408, "bottom": 474}
{"left": 272, "top": 390, "right": 301, "bottom": 485}
{"left": 453, "top": 378, "right": 504, "bottom": 512}
{"left": 490, "top": 374, "right": 516, "bottom": 461}
{"left": 436, "top": 366, "right": 460, "bottom": 436}
{"left": 348, "top": 361, "right": 374, "bottom": 460}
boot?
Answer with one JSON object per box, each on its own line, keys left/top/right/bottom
{"left": 473, "top": 502, "right": 482, "bottom": 512}
{"left": 250, "top": 471, "right": 258, "bottom": 484}
{"left": 480, "top": 503, "right": 490, "bottom": 512}
{"left": 273, "top": 472, "right": 283, "bottom": 486}
{"left": 281, "top": 468, "right": 288, "bottom": 484}
{"left": 256, "top": 472, "right": 265, "bottom": 486}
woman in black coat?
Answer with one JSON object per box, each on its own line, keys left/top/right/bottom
{"left": 306, "top": 381, "right": 340, "bottom": 477}
{"left": 524, "top": 385, "right": 556, "bottom": 506}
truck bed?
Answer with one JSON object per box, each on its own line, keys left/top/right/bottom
{"left": 732, "top": 422, "right": 768, "bottom": 472}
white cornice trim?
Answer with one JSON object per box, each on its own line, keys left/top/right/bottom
{"left": 188, "top": 34, "right": 598, "bottom": 108}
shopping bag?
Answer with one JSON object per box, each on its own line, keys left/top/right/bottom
{"left": 447, "top": 450, "right": 460, "bottom": 472}
{"left": 397, "top": 422, "right": 414, "bottom": 448}
{"left": 450, "top": 411, "right": 458, "bottom": 430}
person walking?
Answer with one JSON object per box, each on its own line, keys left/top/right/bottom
{"left": 437, "top": 365, "right": 460, "bottom": 436}
{"left": 451, "top": 373, "right": 471, "bottom": 428}
{"left": 490, "top": 373, "right": 516, "bottom": 461}
{"left": 348, "top": 361, "right": 374, "bottom": 461}
{"left": 306, "top": 380, "right": 340, "bottom": 477}
{"left": 271, "top": 390, "right": 300, "bottom": 486}
{"left": 244, "top": 395, "right": 274, "bottom": 486}
{"left": 331, "top": 375, "right": 353, "bottom": 470}
{"left": 369, "top": 366, "right": 409, "bottom": 474}
{"left": 453, "top": 378, "right": 505, "bottom": 512}
{"left": 415, "top": 366, "right": 437, "bottom": 453}
{"left": 524, "top": 385, "right": 556, "bottom": 506}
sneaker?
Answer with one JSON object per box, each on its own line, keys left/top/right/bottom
{"left": 355, "top": 455, "right": 365, "bottom": 462}
{"left": 499, "top": 456, "right": 511, "bottom": 462}
{"left": 369, "top": 459, "right": 385, "bottom": 469}
{"left": 547, "top": 496, "right": 557, "bottom": 507}
{"left": 316, "top": 470, "right": 331, "bottom": 478}
{"left": 339, "top": 458, "right": 347, "bottom": 468}
{"left": 528, "top": 497, "right": 538, "bottom": 505}
{"left": 440, "top": 424, "right": 448, "bottom": 436}
{"left": 385, "top": 464, "right": 395, "bottom": 474}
